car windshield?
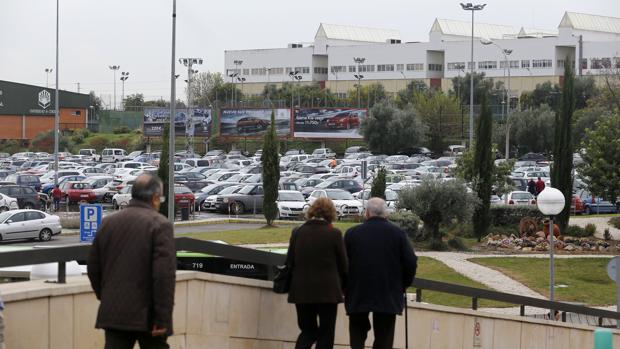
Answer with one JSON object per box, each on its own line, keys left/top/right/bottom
{"left": 315, "top": 180, "right": 337, "bottom": 189}
{"left": 79, "top": 150, "right": 91, "bottom": 155}
{"left": 238, "top": 185, "right": 256, "bottom": 195}
{"left": 327, "top": 190, "right": 354, "bottom": 200}
{"left": 512, "top": 193, "right": 532, "bottom": 200}
{"left": 0, "top": 211, "right": 12, "bottom": 223}
{"left": 219, "top": 186, "right": 241, "bottom": 195}
{"left": 278, "top": 192, "right": 304, "bottom": 201}
{"left": 174, "top": 186, "right": 192, "bottom": 194}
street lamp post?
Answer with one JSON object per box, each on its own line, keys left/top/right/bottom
{"left": 168, "top": 0, "right": 177, "bottom": 223}
{"left": 460, "top": 2, "right": 486, "bottom": 148}
{"left": 108, "top": 65, "right": 120, "bottom": 110}
{"left": 289, "top": 71, "right": 302, "bottom": 107}
{"left": 179, "top": 57, "right": 203, "bottom": 154}
{"left": 237, "top": 76, "right": 246, "bottom": 102}
{"left": 331, "top": 71, "right": 339, "bottom": 106}
{"left": 45, "top": 68, "right": 53, "bottom": 88}
{"left": 353, "top": 57, "right": 366, "bottom": 109}
{"left": 537, "top": 188, "right": 566, "bottom": 317}
{"left": 481, "top": 39, "right": 512, "bottom": 159}
{"left": 120, "top": 72, "right": 130, "bottom": 111}
{"left": 53, "top": 0, "right": 59, "bottom": 187}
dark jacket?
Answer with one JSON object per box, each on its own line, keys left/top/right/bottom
{"left": 344, "top": 217, "right": 418, "bottom": 315}
{"left": 87, "top": 200, "right": 176, "bottom": 334}
{"left": 287, "top": 220, "right": 348, "bottom": 304}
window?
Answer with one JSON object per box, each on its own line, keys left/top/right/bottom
{"left": 294, "top": 67, "right": 310, "bottom": 74}
{"left": 521, "top": 60, "right": 530, "bottom": 68}
{"left": 499, "top": 61, "right": 519, "bottom": 69}
{"left": 25, "top": 212, "right": 44, "bottom": 221}
{"left": 313, "top": 67, "right": 327, "bottom": 74}
{"left": 396, "top": 64, "right": 404, "bottom": 72}
{"left": 478, "top": 61, "right": 497, "bottom": 69}
{"left": 243, "top": 69, "right": 249, "bottom": 75}
{"left": 330, "top": 66, "right": 345, "bottom": 73}
{"left": 269, "top": 67, "right": 284, "bottom": 75}
{"left": 467, "top": 62, "right": 475, "bottom": 69}
{"left": 285, "top": 67, "right": 293, "bottom": 74}
{"left": 580, "top": 59, "right": 588, "bottom": 70}
{"left": 377, "top": 64, "right": 395, "bottom": 72}
{"left": 349, "top": 66, "right": 357, "bottom": 72}
{"left": 428, "top": 63, "right": 443, "bottom": 71}
{"left": 532, "top": 59, "right": 552, "bottom": 68}
{"left": 557, "top": 60, "right": 564, "bottom": 68}
{"left": 358, "top": 64, "right": 375, "bottom": 72}
{"left": 447, "top": 62, "right": 466, "bottom": 70}
{"left": 591, "top": 58, "right": 611, "bottom": 69}
{"left": 9, "top": 213, "right": 25, "bottom": 223}
{"left": 406, "top": 63, "right": 424, "bottom": 71}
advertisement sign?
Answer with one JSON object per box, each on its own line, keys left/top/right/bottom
{"left": 220, "top": 108, "right": 290, "bottom": 137}
{"left": 143, "top": 107, "right": 212, "bottom": 137}
{"left": 293, "top": 108, "right": 367, "bottom": 139}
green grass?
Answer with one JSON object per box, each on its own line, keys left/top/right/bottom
{"left": 413, "top": 257, "right": 511, "bottom": 308}
{"left": 180, "top": 221, "right": 359, "bottom": 245}
{"left": 469, "top": 257, "right": 615, "bottom": 306}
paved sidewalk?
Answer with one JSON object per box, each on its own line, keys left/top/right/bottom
{"left": 572, "top": 216, "right": 620, "bottom": 240}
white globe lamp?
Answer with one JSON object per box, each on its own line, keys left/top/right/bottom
{"left": 537, "top": 188, "right": 565, "bottom": 216}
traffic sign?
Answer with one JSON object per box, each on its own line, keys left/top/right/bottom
{"left": 606, "top": 256, "right": 620, "bottom": 329}
{"left": 80, "top": 204, "right": 102, "bottom": 243}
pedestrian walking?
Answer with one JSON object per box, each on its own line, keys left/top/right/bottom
{"left": 536, "top": 177, "right": 546, "bottom": 196}
{"left": 345, "top": 198, "right": 418, "bottom": 349}
{"left": 51, "top": 185, "right": 62, "bottom": 212}
{"left": 286, "top": 197, "right": 348, "bottom": 349}
{"left": 87, "top": 174, "right": 176, "bottom": 349}
{"left": 527, "top": 178, "right": 536, "bottom": 196}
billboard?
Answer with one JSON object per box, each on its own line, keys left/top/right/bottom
{"left": 220, "top": 108, "right": 290, "bottom": 137}
{"left": 143, "top": 108, "right": 212, "bottom": 137}
{"left": 293, "top": 108, "right": 367, "bottom": 139}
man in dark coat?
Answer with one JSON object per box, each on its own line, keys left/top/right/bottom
{"left": 88, "top": 174, "right": 176, "bottom": 349}
{"left": 527, "top": 178, "right": 536, "bottom": 196}
{"left": 344, "top": 198, "right": 418, "bottom": 349}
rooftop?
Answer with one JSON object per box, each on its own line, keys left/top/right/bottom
{"left": 315, "top": 23, "right": 401, "bottom": 43}
{"left": 559, "top": 11, "right": 620, "bottom": 34}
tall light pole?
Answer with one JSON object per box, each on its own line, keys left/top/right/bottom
{"left": 53, "top": 0, "right": 59, "bottom": 186}
{"left": 108, "top": 65, "right": 120, "bottom": 110}
{"left": 179, "top": 57, "right": 203, "bottom": 154}
{"left": 461, "top": 2, "right": 486, "bottom": 147}
{"left": 168, "top": 0, "right": 177, "bottom": 223}
{"left": 45, "top": 68, "right": 53, "bottom": 88}
{"left": 331, "top": 71, "right": 339, "bottom": 106}
{"left": 120, "top": 72, "right": 130, "bottom": 110}
{"left": 289, "top": 71, "right": 302, "bottom": 107}
{"left": 353, "top": 57, "right": 366, "bottom": 109}
{"left": 237, "top": 76, "right": 246, "bottom": 106}
{"left": 481, "top": 38, "right": 512, "bottom": 159}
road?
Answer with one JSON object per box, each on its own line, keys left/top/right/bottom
{"left": 2, "top": 223, "right": 265, "bottom": 248}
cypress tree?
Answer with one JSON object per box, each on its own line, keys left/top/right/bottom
{"left": 261, "top": 110, "right": 280, "bottom": 226}
{"left": 370, "top": 167, "right": 386, "bottom": 199}
{"left": 551, "top": 56, "right": 575, "bottom": 232}
{"left": 472, "top": 94, "right": 493, "bottom": 241}
{"left": 158, "top": 124, "right": 170, "bottom": 217}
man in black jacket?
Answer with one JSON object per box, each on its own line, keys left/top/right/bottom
{"left": 87, "top": 174, "right": 176, "bottom": 349}
{"left": 345, "top": 198, "right": 418, "bottom": 349}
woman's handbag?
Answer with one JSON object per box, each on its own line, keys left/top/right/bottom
{"left": 273, "top": 227, "right": 299, "bottom": 294}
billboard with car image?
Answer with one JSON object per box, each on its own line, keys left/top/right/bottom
{"left": 219, "top": 108, "right": 291, "bottom": 137}
{"left": 143, "top": 107, "right": 212, "bottom": 137}
{"left": 293, "top": 108, "right": 367, "bottom": 139}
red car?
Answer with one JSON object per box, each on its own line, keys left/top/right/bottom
{"left": 174, "top": 184, "right": 195, "bottom": 211}
{"left": 571, "top": 195, "right": 585, "bottom": 214}
{"left": 326, "top": 111, "right": 360, "bottom": 130}
{"left": 60, "top": 181, "right": 97, "bottom": 204}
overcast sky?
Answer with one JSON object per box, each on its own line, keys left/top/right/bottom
{"left": 0, "top": 0, "right": 617, "bottom": 107}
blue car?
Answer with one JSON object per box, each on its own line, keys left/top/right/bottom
{"left": 577, "top": 190, "right": 618, "bottom": 215}
{"left": 41, "top": 175, "right": 86, "bottom": 195}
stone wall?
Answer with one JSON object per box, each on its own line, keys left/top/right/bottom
{"left": 0, "top": 271, "right": 618, "bottom": 348}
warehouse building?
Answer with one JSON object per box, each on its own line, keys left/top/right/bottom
{"left": 0, "top": 80, "right": 90, "bottom": 141}
{"left": 224, "top": 11, "right": 620, "bottom": 99}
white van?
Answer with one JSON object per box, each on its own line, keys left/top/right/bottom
{"left": 101, "top": 149, "right": 127, "bottom": 163}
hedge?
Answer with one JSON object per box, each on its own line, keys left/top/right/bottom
{"left": 489, "top": 205, "right": 545, "bottom": 227}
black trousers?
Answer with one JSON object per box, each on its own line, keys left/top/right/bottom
{"left": 294, "top": 303, "right": 338, "bottom": 349}
{"left": 104, "top": 329, "right": 169, "bottom": 349}
{"left": 349, "top": 312, "right": 396, "bottom": 349}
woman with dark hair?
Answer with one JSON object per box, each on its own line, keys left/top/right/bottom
{"left": 286, "top": 197, "right": 348, "bottom": 349}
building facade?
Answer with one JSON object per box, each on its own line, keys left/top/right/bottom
{"left": 0, "top": 80, "right": 90, "bottom": 140}
{"left": 224, "top": 12, "right": 620, "bottom": 100}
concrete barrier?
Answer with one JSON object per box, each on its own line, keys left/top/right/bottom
{"left": 0, "top": 271, "right": 618, "bottom": 348}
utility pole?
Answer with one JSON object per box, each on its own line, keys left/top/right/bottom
{"left": 45, "top": 68, "right": 53, "bottom": 88}
{"left": 168, "top": 0, "right": 177, "bottom": 223}
{"left": 120, "top": 72, "right": 129, "bottom": 110}
{"left": 75, "top": 82, "right": 80, "bottom": 93}
{"left": 53, "top": 0, "right": 59, "bottom": 186}
{"left": 353, "top": 57, "right": 366, "bottom": 109}
{"left": 108, "top": 65, "right": 120, "bottom": 110}
{"left": 179, "top": 58, "right": 203, "bottom": 154}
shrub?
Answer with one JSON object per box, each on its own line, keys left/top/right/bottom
{"left": 584, "top": 223, "right": 597, "bottom": 237}
{"left": 447, "top": 237, "right": 468, "bottom": 251}
{"left": 113, "top": 126, "right": 132, "bottom": 134}
{"left": 604, "top": 228, "right": 612, "bottom": 241}
{"left": 389, "top": 211, "right": 421, "bottom": 241}
{"left": 87, "top": 135, "right": 108, "bottom": 152}
{"left": 609, "top": 217, "right": 620, "bottom": 230}
{"left": 444, "top": 223, "right": 474, "bottom": 238}
{"left": 489, "top": 206, "right": 545, "bottom": 226}
{"left": 429, "top": 239, "right": 448, "bottom": 251}
{"left": 564, "top": 225, "right": 592, "bottom": 237}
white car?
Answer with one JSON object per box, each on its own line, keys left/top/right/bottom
{"left": 503, "top": 191, "right": 536, "bottom": 206}
{"left": 0, "top": 209, "right": 61, "bottom": 242}
{"left": 0, "top": 193, "right": 19, "bottom": 212}
{"left": 112, "top": 185, "right": 133, "bottom": 209}
{"left": 82, "top": 176, "right": 115, "bottom": 202}
{"left": 277, "top": 191, "right": 308, "bottom": 219}
{"left": 307, "top": 189, "right": 363, "bottom": 218}
{"left": 355, "top": 189, "right": 399, "bottom": 214}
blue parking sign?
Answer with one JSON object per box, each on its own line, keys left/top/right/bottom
{"left": 80, "top": 204, "right": 102, "bottom": 243}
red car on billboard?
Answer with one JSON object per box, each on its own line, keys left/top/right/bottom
{"left": 325, "top": 111, "right": 360, "bottom": 130}
{"left": 236, "top": 117, "right": 270, "bottom": 133}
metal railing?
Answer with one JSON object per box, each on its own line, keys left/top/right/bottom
{"left": 0, "top": 238, "right": 618, "bottom": 326}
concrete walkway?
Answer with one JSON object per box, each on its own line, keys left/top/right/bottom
{"left": 571, "top": 216, "right": 620, "bottom": 240}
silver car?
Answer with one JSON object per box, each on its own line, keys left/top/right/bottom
{"left": 0, "top": 209, "right": 62, "bottom": 242}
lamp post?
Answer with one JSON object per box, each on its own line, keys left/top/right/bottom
{"left": 481, "top": 38, "right": 512, "bottom": 159}
{"left": 108, "top": 65, "right": 120, "bottom": 110}
{"left": 537, "top": 187, "right": 566, "bottom": 316}
{"left": 53, "top": 0, "right": 59, "bottom": 187}
{"left": 353, "top": 57, "right": 366, "bottom": 109}
{"left": 460, "top": 2, "right": 486, "bottom": 148}
{"left": 233, "top": 60, "right": 243, "bottom": 105}
{"left": 228, "top": 72, "right": 238, "bottom": 106}
{"left": 45, "top": 68, "right": 53, "bottom": 88}
{"left": 289, "top": 71, "right": 302, "bottom": 107}
{"left": 179, "top": 57, "right": 203, "bottom": 154}
{"left": 237, "top": 76, "right": 246, "bottom": 101}
{"left": 120, "top": 72, "right": 130, "bottom": 111}
{"left": 331, "top": 71, "right": 339, "bottom": 106}
{"left": 168, "top": 0, "right": 177, "bottom": 223}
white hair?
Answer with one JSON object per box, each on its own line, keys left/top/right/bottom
{"left": 366, "top": 197, "right": 388, "bottom": 218}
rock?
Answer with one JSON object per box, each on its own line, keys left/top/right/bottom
{"left": 536, "top": 231, "right": 546, "bottom": 238}
{"left": 564, "top": 244, "right": 575, "bottom": 251}
{"left": 522, "top": 247, "right": 532, "bottom": 252}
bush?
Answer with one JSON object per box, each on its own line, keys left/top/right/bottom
{"left": 113, "top": 126, "right": 132, "bottom": 134}
{"left": 86, "top": 135, "right": 109, "bottom": 152}
{"left": 584, "top": 223, "right": 597, "bottom": 237}
{"left": 447, "top": 237, "right": 468, "bottom": 251}
{"left": 489, "top": 205, "right": 545, "bottom": 226}
{"left": 609, "top": 217, "right": 620, "bottom": 230}
{"left": 429, "top": 239, "right": 448, "bottom": 251}
{"left": 564, "top": 225, "right": 593, "bottom": 237}
{"left": 604, "top": 228, "right": 612, "bottom": 241}
{"left": 389, "top": 211, "right": 421, "bottom": 241}
{"left": 444, "top": 223, "right": 474, "bottom": 238}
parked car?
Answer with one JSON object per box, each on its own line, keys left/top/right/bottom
{"left": 82, "top": 176, "right": 116, "bottom": 202}
{"left": 344, "top": 146, "right": 368, "bottom": 155}
{"left": 0, "top": 185, "right": 40, "bottom": 209}
{"left": 41, "top": 175, "right": 87, "bottom": 195}
{"left": 174, "top": 184, "right": 195, "bottom": 213}
{"left": 218, "top": 184, "right": 264, "bottom": 214}
{"left": 276, "top": 190, "right": 308, "bottom": 219}
{"left": 503, "top": 191, "right": 536, "bottom": 205}
{"left": 4, "top": 173, "right": 42, "bottom": 192}
{"left": 78, "top": 149, "right": 101, "bottom": 162}
{"left": 0, "top": 209, "right": 62, "bottom": 242}
{"left": 307, "top": 189, "right": 363, "bottom": 218}
{"left": 355, "top": 189, "right": 399, "bottom": 214}
{"left": 194, "top": 183, "right": 237, "bottom": 211}
{"left": 571, "top": 194, "right": 585, "bottom": 214}
{"left": 112, "top": 185, "right": 133, "bottom": 209}
{"left": 60, "top": 181, "right": 97, "bottom": 205}
{"left": 311, "top": 148, "right": 336, "bottom": 159}
{"left": 203, "top": 185, "right": 244, "bottom": 212}
{"left": 174, "top": 172, "right": 211, "bottom": 192}
{"left": 101, "top": 148, "right": 127, "bottom": 163}
{"left": 236, "top": 117, "right": 269, "bottom": 133}
{"left": 0, "top": 193, "right": 19, "bottom": 212}
{"left": 576, "top": 190, "right": 617, "bottom": 215}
